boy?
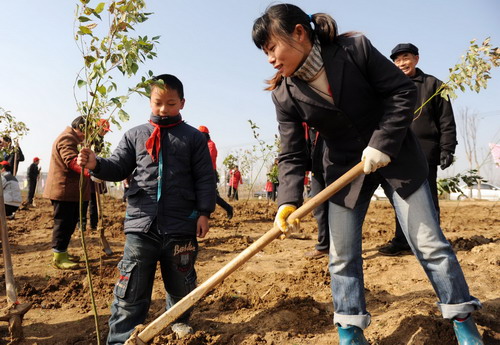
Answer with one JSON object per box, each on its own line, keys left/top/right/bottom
{"left": 78, "top": 74, "right": 216, "bottom": 344}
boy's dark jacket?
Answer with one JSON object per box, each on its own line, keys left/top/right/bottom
{"left": 272, "top": 35, "right": 428, "bottom": 208}
{"left": 93, "top": 114, "right": 216, "bottom": 235}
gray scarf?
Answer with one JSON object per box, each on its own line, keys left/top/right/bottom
{"left": 292, "top": 39, "right": 323, "bottom": 81}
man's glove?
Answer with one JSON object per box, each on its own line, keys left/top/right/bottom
{"left": 274, "top": 204, "right": 300, "bottom": 239}
{"left": 362, "top": 146, "right": 391, "bottom": 174}
{"left": 440, "top": 151, "right": 454, "bottom": 170}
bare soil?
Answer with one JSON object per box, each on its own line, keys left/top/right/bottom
{"left": 1, "top": 195, "right": 499, "bottom": 344}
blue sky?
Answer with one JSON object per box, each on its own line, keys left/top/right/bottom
{"left": 1, "top": 0, "right": 499, "bottom": 184}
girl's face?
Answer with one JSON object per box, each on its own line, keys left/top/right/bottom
{"left": 263, "top": 25, "right": 312, "bottom": 77}
{"left": 150, "top": 86, "right": 185, "bottom": 117}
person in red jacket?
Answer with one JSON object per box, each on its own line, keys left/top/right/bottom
{"left": 227, "top": 166, "right": 243, "bottom": 201}
{"left": 198, "top": 126, "right": 233, "bottom": 219}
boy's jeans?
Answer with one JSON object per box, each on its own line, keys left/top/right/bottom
{"left": 328, "top": 181, "right": 481, "bottom": 329}
{"left": 107, "top": 231, "right": 198, "bottom": 345}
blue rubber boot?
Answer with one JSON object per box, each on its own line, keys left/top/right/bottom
{"left": 453, "top": 316, "right": 483, "bottom": 345}
{"left": 337, "top": 325, "right": 369, "bottom": 345}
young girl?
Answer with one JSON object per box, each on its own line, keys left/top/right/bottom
{"left": 252, "top": 4, "right": 482, "bottom": 345}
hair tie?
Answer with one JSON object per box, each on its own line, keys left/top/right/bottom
{"left": 308, "top": 14, "right": 313, "bottom": 22}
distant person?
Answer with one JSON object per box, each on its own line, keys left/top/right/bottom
{"left": 227, "top": 165, "right": 242, "bottom": 200}
{"left": 198, "top": 125, "right": 233, "bottom": 219}
{"left": 1, "top": 161, "right": 22, "bottom": 219}
{"left": 26, "top": 157, "right": 41, "bottom": 206}
{"left": 0, "top": 136, "right": 24, "bottom": 176}
{"left": 77, "top": 74, "right": 216, "bottom": 343}
{"left": 303, "top": 171, "right": 311, "bottom": 197}
{"left": 265, "top": 179, "right": 274, "bottom": 202}
{"left": 252, "top": 4, "right": 482, "bottom": 343}
{"left": 44, "top": 116, "right": 91, "bottom": 270}
{"left": 378, "top": 43, "right": 457, "bottom": 256}
{"left": 269, "top": 158, "right": 279, "bottom": 200}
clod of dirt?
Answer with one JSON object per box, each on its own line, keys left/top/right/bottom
{"left": 451, "top": 235, "right": 493, "bottom": 251}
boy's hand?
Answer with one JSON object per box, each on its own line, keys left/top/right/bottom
{"left": 197, "top": 215, "right": 209, "bottom": 238}
{"left": 78, "top": 148, "right": 97, "bottom": 170}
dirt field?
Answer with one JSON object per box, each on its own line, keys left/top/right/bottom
{"left": 0, "top": 194, "right": 498, "bottom": 344}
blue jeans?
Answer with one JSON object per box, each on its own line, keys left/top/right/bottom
{"left": 107, "top": 230, "right": 198, "bottom": 345}
{"left": 328, "top": 180, "right": 481, "bottom": 329}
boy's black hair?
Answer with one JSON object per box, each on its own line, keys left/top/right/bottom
{"left": 152, "top": 74, "right": 184, "bottom": 99}
{"left": 71, "top": 116, "right": 86, "bottom": 130}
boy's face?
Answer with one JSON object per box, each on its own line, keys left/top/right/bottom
{"left": 150, "top": 86, "right": 185, "bottom": 117}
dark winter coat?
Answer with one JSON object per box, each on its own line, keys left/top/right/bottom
{"left": 3, "top": 146, "right": 24, "bottom": 175}
{"left": 273, "top": 35, "right": 428, "bottom": 208}
{"left": 92, "top": 114, "right": 216, "bottom": 235}
{"left": 27, "top": 163, "right": 40, "bottom": 182}
{"left": 410, "top": 68, "right": 457, "bottom": 165}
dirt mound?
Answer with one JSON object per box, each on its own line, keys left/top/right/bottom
{"left": 0, "top": 196, "right": 498, "bottom": 344}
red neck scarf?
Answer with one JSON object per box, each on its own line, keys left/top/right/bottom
{"left": 145, "top": 115, "right": 183, "bottom": 162}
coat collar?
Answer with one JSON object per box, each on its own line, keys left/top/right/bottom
{"left": 64, "top": 126, "right": 83, "bottom": 143}
{"left": 411, "top": 68, "right": 425, "bottom": 83}
{"left": 321, "top": 43, "right": 344, "bottom": 107}
{"left": 284, "top": 77, "right": 335, "bottom": 111}
{"left": 281, "top": 42, "right": 345, "bottom": 111}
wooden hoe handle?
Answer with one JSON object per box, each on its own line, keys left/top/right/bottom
{"left": 125, "top": 161, "right": 365, "bottom": 345}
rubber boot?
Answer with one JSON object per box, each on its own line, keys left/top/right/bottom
{"left": 453, "top": 316, "right": 483, "bottom": 345}
{"left": 337, "top": 325, "right": 369, "bottom": 345}
{"left": 52, "top": 252, "right": 78, "bottom": 270}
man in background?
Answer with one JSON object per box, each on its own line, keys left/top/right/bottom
{"left": 379, "top": 43, "right": 457, "bottom": 256}
{"left": 0, "top": 136, "right": 24, "bottom": 176}
{"left": 26, "top": 157, "right": 41, "bottom": 206}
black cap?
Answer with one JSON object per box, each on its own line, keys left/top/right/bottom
{"left": 390, "top": 43, "right": 419, "bottom": 60}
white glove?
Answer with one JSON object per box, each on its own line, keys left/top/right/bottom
{"left": 362, "top": 146, "right": 391, "bottom": 174}
{"left": 274, "top": 204, "right": 300, "bottom": 239}
{"left": 91, "top": 176, "right": 103, "bottom": 183}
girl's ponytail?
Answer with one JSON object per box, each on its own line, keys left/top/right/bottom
{"left": 311, "top": 13, "right": 338, "bottom": 44}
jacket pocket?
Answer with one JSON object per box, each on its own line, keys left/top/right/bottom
{"left": 114, "top": 260, "right": 136, "bottom": 299}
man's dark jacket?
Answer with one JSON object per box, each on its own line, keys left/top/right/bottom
{"left": 4, "top": 147, "right": 24, "bottom": 175}
{"left": 410, "top": 68, "right": 457, "bottom": 165}
{"left": 92, "top": 115, "right": 216, "bottom": 235}
{"left": 272, "top": 35, "right": 427, "bottom": 209}
{"left": 27, "top": 163, "right": 39, "bottom": 182}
